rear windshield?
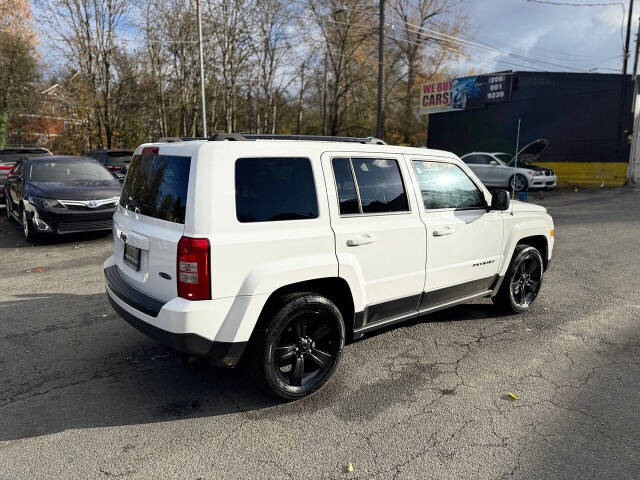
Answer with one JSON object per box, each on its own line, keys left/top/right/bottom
{"left": 120, "top": 154, "right": 191, "bottom": 224}
{"left": 28, "top": 159, "right": 114, "bottom": 182}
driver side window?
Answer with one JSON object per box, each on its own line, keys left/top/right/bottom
{"left": 412, "top": 161, "right": 486, "bottom": 210}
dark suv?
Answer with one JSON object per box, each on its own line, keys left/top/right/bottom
{"left": 0, "top": 146, "right": 53, "bottom": 205}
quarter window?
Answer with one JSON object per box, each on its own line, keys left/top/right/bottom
{"left": 235, "top": 157, "right": 318, "bottom": 223}
{"left": 412, "top": 161, "right": 485, "bottom": 210}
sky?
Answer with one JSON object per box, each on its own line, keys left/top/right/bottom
{"left": 453, "top": 0, "right": 638, "bottom": 75}
{"left": 31, "top": 0, "right": 638, "bottom": 77}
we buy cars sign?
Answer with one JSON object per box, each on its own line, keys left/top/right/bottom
{"left": 419, "top": 80, "right": 454, "bottom": 114}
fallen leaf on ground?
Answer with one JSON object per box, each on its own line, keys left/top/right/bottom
{"left": 27, "top": 266, "right": 48, "bottom": 273}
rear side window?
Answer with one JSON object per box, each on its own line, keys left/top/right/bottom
{"left": 412, "top": 161, "right": 485, "bottom": 210}
{"left": 463, "top": 154, "right": 491, "bottom": 165}
{"left": 331, "top": 157, "right": 409, "bottom": 215}
{"left": 351, "top": 158, "right": 409, "bottom": 214}
{"left": 235, "top": 157, "right": 318, "bottom": 223}
{"left": 120, "top": 154, "right": 191, "bottom": 223}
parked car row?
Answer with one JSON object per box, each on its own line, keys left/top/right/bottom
{"left": 1, "top": 145, "right": 127, "bottom": 240}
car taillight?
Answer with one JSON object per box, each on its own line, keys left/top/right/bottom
{"left": 177, "top": 236, "right": 211, "bottom": 300}
{"left": 106, "top": 165, "right": 121, "bottom": 172}
{"left": 0, "top": 165, "right": 12, "bottom": 170}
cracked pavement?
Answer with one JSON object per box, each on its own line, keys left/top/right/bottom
{"left": 1, "top": 187, "right": 639, "bottom": 479}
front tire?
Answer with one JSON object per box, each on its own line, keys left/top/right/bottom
{"left": 510, "top": 174, "right": 529, "bottom": 192}
{"left": 6, "top": 194, "right": 16, "bottom": 223}
{"left": 22, "top": 209, "right": 39, "bottom": 242}
{"left": 255, "top": 293, "right": 345, "bottom": 400}
{"left": 492, "top": 245, "right": 544, "bottom": 314}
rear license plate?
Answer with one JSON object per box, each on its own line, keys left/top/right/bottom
{"left": 123, "top": 243, "right": 141, "bottom": 271}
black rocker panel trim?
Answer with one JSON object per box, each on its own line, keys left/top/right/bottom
{"left": 354, "top": 294, "right": 421, "bottom": 329}
{"left": 419, "top": 276, "right": 498, "bottom": 311}
{"left": 354, "top": 276, "right": 498, "bottom": 331}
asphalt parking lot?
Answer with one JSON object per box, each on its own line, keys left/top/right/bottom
{"left": 1, "top": 187, "right": 639, "bottom": 480}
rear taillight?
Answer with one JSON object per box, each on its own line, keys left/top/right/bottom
{"left": 0, "top": 165, "right": 12, "bottom": 170}
{"left": 106, "top": 165, "right": 121, "bottom": 172}
{"left": 177, "top": 236, "right": 211, "bottom": 300}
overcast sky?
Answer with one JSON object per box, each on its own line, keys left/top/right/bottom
{"left": 453, "top": 0, "right": 637, "bottom": 75}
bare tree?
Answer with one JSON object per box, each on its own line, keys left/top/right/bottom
{"left": 390, "top": 0, "right": 467, "bottom": 143}
{"left": 36, "top": 0, "right": 127, "bottom": 148}
{"left": 309, "top": 1, "right": 376, "bottom": 136}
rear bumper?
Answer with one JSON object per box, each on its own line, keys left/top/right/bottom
{"left": 104, "top": 263, "right": 246, "bottom": 366}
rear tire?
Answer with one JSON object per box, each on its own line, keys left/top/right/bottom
{"left": 492, "top": 245, "right": 544, "bottom": 314}
{"left": 251, "top": 293, "right": 345, "bottom": 400}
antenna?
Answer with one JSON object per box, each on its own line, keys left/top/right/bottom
{"left": 511, "top": 118, "right": 521, "bottom": 215}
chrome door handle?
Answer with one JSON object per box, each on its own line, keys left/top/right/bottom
{"left": 347, "top": 234, "right": 376, "bottom": 246}
{"left": 433, "top": 229, "right": 453, "bottom": 237}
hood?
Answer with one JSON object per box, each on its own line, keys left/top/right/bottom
{"left": 521, "top": 164, "right": 553, "bottom": 172}
{"left": 510, "top": 200, "right": 547, "bottom": 214}
{"left": 517, "top": 138, "right": 549, "bottom": 164}
{"left": 27, "top": 180, "right": 122, "bottom": 200}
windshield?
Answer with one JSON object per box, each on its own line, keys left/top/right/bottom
{"left": 28, "top": 159, "right": 115, "bottom": 182}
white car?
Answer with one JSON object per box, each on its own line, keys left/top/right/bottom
{"left": 104, "top": 134, "right": 555, "bottom": 399}
{"left": 461, "top": 139, "right": 557, "bottom": 191}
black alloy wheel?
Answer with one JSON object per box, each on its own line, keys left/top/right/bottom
{"left": 511, "top": 254, "right": 542, "bottom": 308}
{"left": 258, "top": 293, "right": 345, "bottom": 400}
{"left": 493, "top": 245, "right": 544, "bottom": 313}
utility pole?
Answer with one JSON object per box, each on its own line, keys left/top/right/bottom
{"left": 196, "top": 0, "right": 207, "bottom": 137}
{"left": 633, "top": 15, "right": 640, "bottom": 76}
{"left": 376, "top": 0, "right": 385, "bottom": 140}
{"left": 623, "top": 0, "right": 634, "bottom": 75}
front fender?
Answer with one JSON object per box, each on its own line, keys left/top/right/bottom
{"left": 499, "top": 212, "right": 554, "bottom": 276}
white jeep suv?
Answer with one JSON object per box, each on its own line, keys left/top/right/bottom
{"left": 104, "top": 134, "right": 554, "bottom": 399}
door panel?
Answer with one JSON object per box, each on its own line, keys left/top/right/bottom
{"left": 322, "top": 153, "right": 426, "bottom": 324}
{"left": 408, "top": 157, "right": 504, "bottom": 295}
{"left": 423, "top": 208, "right": 502, "bottom": 291}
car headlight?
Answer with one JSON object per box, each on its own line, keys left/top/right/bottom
{"left": 533, "top": 171, "right": 544, "bottom": 176}
{"left": 28, "top": 196, "right": 64, "bottom": 209}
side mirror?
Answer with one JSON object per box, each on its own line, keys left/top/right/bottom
{"left": 490, "top": 189, "right": 510, "bottom": 211}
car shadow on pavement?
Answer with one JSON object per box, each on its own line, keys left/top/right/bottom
{"left": 0, "top": 292, "right": 511, "bottom": 442}
{"left": 0, "top": 292, "right": 282, "bottom": 441}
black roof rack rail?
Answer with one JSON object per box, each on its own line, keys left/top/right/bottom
{"left": 157, "top": 136, "right": 207, "bottom": 143}
{"left": 208, "top": 133, "right": 387, "bottom": 145}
